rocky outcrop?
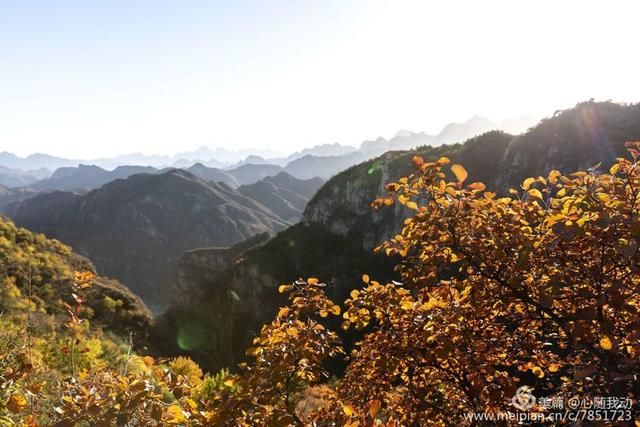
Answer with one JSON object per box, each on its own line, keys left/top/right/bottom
{"left": 172, "top": 232, "right": 272, "bottom": 306}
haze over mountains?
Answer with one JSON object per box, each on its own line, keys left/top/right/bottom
{"left": 0, "top": 114, "right": 537, "bottom": 210}
{"left": 0, "top": 113, "right": 536, "bottom": 214}
{"left": 0, "top": 165, "right": 50, "bottom": 187}
{"left": 1, "top": 113, "right": 536, "bottom": 174}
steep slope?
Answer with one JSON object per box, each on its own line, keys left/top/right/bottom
{"left": 304, "top": 130, "right": 513, "bottom": 246}
{"left": 237, "top": 172, "right": 324, "bottom": 222}
{"left": 160, "top": 101, "right": 640, "bottom": 371}
{"left": 6, "top": 169, "right": 290, "bottom": 309}
{"left": 0, "top": 215, "right": 152, "bottom": 339}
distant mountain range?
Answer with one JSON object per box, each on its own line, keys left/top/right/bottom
{"left": 238, "top": 173, "right": 325, "bottom": 222}
{"left": 0, "top": 147, "right": 280, "bottom": 171}
{"left": 0, "top": 165, "right": 51, "bottom": 187}
{"left": 0, "top": 151, "right": 78, "bottom": 171}
{"left": 5, "top": 169, "right": 324, "bottom": 309}
{"left": 1, "top": 114, "right": 538, "bottom": 175}
{"left": 29, "top": 165, "right": 158, "bottom": 192}
{"left": 0, "top": 161, "right": 325, "bottom": 210}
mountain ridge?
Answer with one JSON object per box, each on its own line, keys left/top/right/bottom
{"left": 5, "top": 169, "right": 293, "bottom": 309}
{"left": 1, "top": 114, "right": 537, "bottom": 174}
{"left": 237, "top": 172, "right": 325, "bottom": 222}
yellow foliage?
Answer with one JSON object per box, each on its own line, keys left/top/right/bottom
{"left": 169, "top": 356, "right": 204, "bottom": 386}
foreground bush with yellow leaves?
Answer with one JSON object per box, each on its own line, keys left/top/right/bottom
{"left": 4, "top": 143, "right": 640, "bottom": 425}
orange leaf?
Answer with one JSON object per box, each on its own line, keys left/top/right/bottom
{"left": 7, "top": 394, "right": 28, "bottom": 413}
{"left": 600, "top": 335, "right": 613, "bottom": 351}
{"left": 343, "top": 404, "right": 357, "bottom": 417}
{"left": 451, "top": 164, "right": 468, "bottom": 183}
{"left": 369, "top": 399, "right": 381, "bottom": 418}
{"left": 467, "top": 182, "right": 486, "bottom": 191}
{"left": 527, "top": 189, "right": 543, "bottom": 200}
{"left": 531, "top": 366, "right": 544, "bottom": 378}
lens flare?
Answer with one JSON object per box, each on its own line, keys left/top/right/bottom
{"left": 176, "top": 322, "right": 207, "bottom": 351}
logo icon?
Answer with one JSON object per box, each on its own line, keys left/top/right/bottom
{"left": 511, "top": 386, "right": 536, "bottom": 411}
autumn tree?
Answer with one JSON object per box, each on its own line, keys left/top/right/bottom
{"left": 334, "top": 143, "right": 640, "bottom": 423}
{"left": 226, "top": 143, "right": 640, "bottom": 425}
{"left": 211, "top": 278, "right": 344, "bottom": 426}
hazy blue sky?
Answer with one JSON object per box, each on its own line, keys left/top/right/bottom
{"left": 1, "top": 0, "right": 639, "bottom": 158}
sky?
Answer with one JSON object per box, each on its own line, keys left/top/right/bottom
{"left": 1, "top": 0, "right": 639, "bottom": 159}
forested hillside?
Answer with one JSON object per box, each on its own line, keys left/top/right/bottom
{"left": 0, "top": 216, "right": 225, "bottom": 425}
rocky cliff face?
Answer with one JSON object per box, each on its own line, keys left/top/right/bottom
{"left": 172, "top": 232, "right": 272, "bottom": 306}
{"left": 302, "top": 151, "right": 407, "bottom": 247}
{"left": 303, "top": 130, "right": 512, "bottom": 248}
{"left": 159, "top": 101, "right": 640, "bottom": 371}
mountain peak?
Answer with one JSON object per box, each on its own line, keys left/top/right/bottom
{"left": 394, "top": 130, "right": 415, "bottom": 138}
